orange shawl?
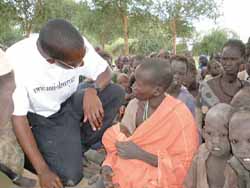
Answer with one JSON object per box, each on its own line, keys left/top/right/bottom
{"left": 102, "top": 95, "right": 198, "bottom": 188}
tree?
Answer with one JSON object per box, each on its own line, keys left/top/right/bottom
{"left": 192, "top": 28, "right": 239, "bottom": 56}
{"left": 90, "top": 0, "right": 152, "bottom": 55}
{"left": 0, "top": 0, "right": 23, "bottom": 46}
{"left": 154, "top": 0, "right": 221, "bottom": 54}
{"left": 75, "top": 1, "right": 122, "bottom": 49}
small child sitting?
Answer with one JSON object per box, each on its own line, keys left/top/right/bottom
{"left": 184, "top": 103, "right": 233, "bottom": 188}
{"left": 223, "top": 106, "right": 250, "bottom": 188}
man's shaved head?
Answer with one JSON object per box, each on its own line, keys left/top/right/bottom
{"left": 38, "top": 19, "right": 84, "bottom": 62}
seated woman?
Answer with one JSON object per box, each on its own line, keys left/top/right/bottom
{"left": 90, "top": 58, "right": 198, "bottom": 188}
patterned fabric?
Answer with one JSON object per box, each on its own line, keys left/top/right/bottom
{"left": 103, "top": 95, "right": 198, "bottom": 188}
{"left": 0, "top": 121, "right": 24, "bottom": 175}
{"left": 199, "top": 81, "right": 220, "bottom": 114}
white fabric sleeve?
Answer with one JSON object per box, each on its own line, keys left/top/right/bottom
{"left": 80, "top": 37, "right": 108, "bottom": 80}
{"left": 12, "top": 85, "right": 30, "bottom": 116}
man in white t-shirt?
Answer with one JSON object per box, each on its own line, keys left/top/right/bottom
{"left": 7, "top": 19, "right": 124, "bottom": 188}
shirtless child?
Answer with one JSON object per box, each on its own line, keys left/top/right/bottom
{"left": 184, "top": 103, "right": 233, "bottom": 188}
{"left": 224, "top": 107, "right": 250, "bottom": 188}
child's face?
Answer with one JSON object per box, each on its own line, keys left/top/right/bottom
{"left": 229, "top": 113, "right": 250, "bottom": 170}
{"left": 210, "top": 62, "right": 222, "bottom": 77}
{"left": 203, "top": 116, "right": 230, "bottom": 157}
{"left": 117, "top": 76, "right": 129, "bottom": 90}
{"left": 171, "top": 61, "right": 187, "bottom": 86}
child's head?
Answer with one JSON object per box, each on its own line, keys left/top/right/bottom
{"left": 134, "top": 58, "right": 173, "bottom": 101}
{"left": 117, "top": 73, "right": 129, "bottom": 91}
{"left": 207, "top": 60, "right": 222, "bottom": 77}
{"left": 231, "top": 87, "right": 250, "bottom": 108}
{"left": 229, "top": 107, "right": 250, "bottom": 170}
{"left": 184, "top": 59, "right": 197, "bottom": 89}
{"left": 157, "top": 50, "right": 170, "bottom": 60}
{"left": 115, "top": 56, "right": 124, "bottom": 70}
{"left": 203, "top": 103, "right": 233, "bottom": 157}
{"left": 199, "top": 55, "right": 208, "bottom": 69}
{"left": 131, "top": 55, "right": 144, "bottom": 73}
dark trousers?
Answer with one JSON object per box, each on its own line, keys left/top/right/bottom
{"left": 26, "top": 83, "right": 124, "bottom": 186}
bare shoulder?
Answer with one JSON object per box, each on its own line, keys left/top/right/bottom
{"left": 223, "top": 163, "right": 238, "bottom": 188}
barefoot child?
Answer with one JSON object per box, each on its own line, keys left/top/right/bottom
{"left": 184, "top": 103, "right": 233, "bottom": 188}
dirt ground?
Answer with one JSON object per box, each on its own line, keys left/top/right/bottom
{"left": 18, "top": 170, "right": 89, "bottom": 188}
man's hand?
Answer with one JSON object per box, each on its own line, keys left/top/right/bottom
{"left": 38, "top": 167, "right": 63, "bottom": 188}
{"left": 83, "top": 88, "right": 104, "bottom": 131}
{"left": 115, "top": 141, "right": 142, "bottom": 160}
{"left": 101, "top": 166, "right": 119, "bottom": 188}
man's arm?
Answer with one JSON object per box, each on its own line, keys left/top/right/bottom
{"left": 12, "top": 116, "right": 47, "bottom": 174}
{"left": 12, "top": 116, "right": 63, "bottom": 188}
{"left": 95, "top": 67, "right": 112, "bottom": 90}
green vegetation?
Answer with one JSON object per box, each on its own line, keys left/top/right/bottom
{"left": 0, "top": 0, "right": 229, "bottom": 56}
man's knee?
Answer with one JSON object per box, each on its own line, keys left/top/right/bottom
{"left": 103, "top": 84, "right": 125, "bottom": 106}
{"left": 61, "top": 168, "right": 83, "bottom": 186}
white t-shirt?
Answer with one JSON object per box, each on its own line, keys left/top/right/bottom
{"left": 6, "top": 34, "right": 108, "bottom": 117}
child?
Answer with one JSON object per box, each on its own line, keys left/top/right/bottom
{"left": 230, "top": 86, "right": 250, "bottom": 108}
{"left": 184, "top": 103, "right": 233, "bottom": 188}
{"left": 205, "top": 60, "right": 223, "bottom": 81}
{"left": 224, "top": 106, "right": 250, "bottom": 188}
{"left": 116, "top": 73, "right": 134, "bottom": 120}
{"left": 116, "top": 73, "right": 130, "bottom": 93}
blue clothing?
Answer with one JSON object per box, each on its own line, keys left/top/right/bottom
{"left": 177, "top": 86, "right": 196, "bottom": 117}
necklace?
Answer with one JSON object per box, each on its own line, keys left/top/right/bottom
{"left": 143, "top": 100, "right": 149, "bottom": 121}
{"left": 219, "top": 76, "right": 243, "bottom": 98}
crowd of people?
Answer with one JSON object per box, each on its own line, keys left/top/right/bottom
{"left": 0, "top": 19, "right": 250, "bottom": 188}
